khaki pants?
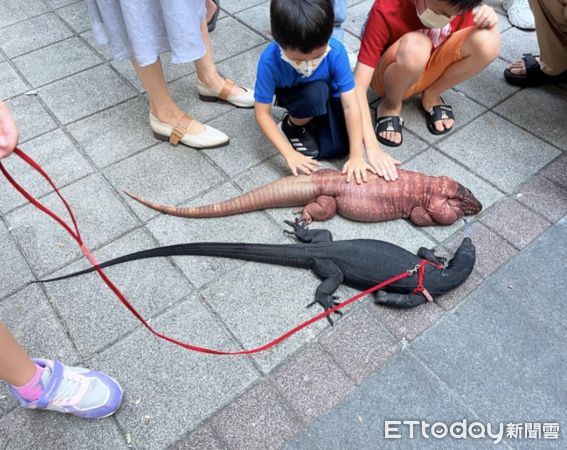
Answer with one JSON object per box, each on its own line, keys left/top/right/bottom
{"left": 529, "top": 0, "right": 567, "bottom": 75}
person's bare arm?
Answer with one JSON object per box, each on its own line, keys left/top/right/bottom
{"left": 255, "top": 102, "right": 320, "bottom": 176}
{"left": 340, "top": 89, "right": 375, "bottom": 184}
{"left": 354, "top": 64, "right": 400, "bottom": 181}
{"left": 0, "top": 101, "right": 19, "bottom": 159}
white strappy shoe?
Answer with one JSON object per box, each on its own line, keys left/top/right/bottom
{"left": 197, "top": 77, "right": 255, "bottom": 108}
{"left": 150, "top": 113, "right": 229, "bottom": 149}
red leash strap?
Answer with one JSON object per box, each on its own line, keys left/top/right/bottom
{"left": 411, "top": 259, "right": 441, "bottom": 302}
{"left": 1, "top": 148, "right": 427, "bottom": 355}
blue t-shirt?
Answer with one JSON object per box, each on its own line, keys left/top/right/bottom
{"left": 254, "top": 37, "right": 355, "bottom": 104}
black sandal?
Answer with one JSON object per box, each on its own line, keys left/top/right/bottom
{"left": 375, "top": 115, "right": 404, "bottom": 147}
{"left": 207, "top": 0, "right": 220, "bottom": 33}
{"left": 504, "top": 53, "right": 567, "bottom": 87}
{"left": 423, "top": 102, "right": 455, "bottom": 136}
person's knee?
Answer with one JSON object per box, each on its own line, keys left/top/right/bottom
{"left": 304, "top": 80, "right": 330, "bottom": 105}
{"left": 396, "top": 32, "right": 432, "bottom": 73}
{"left": 465, "top": 27, "right": 500, "bottom": 64}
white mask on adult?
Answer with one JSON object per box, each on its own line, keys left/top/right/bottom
{"left": 280, "top": 46, "right": 331, "bottom": 78}
{"left": 416, "top": 0, "right": 454, "bottom": 28}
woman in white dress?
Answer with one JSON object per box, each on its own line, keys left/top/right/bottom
{"left": 86, "top": 0, "right": 254, "bottom": 149}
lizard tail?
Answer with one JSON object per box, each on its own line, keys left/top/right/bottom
{"left": 124, "top": 175, "right": 318, "bottom": 218}
{"left": 37, "top": 243, "right": 311, "bottom": 282}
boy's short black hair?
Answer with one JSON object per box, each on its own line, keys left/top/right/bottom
{"left": 444, "top": 0, "right": 483, "bottom": 12}
{"left": 270, "top": 0, "right": 334, "bottom": 54}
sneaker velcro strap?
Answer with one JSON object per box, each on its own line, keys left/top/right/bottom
{"left": 219, "top": 78, "right": 235, "bottom": 101}
{"left": 36, "top": 360, "right": 64, "bottom": 409}
{"left": 170, "top": 114, "right": 193, "bottom": 145}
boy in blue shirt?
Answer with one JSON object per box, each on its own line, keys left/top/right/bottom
{"left": 254, "top": 0, "right": 399, "bottom": 183}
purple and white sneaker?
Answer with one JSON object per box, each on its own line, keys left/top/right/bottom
{"left": 9, "top": 359, "right": 123, "bottom": 419}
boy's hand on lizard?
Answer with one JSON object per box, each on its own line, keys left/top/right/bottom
{"left": 342, "top": 155, "right": 376, "bottom": 184}
{"left": 365, "top": 146, "right": 400, "bottom": 182}
{"left": 285, "top": 151, "right": 320, "bottom": 176}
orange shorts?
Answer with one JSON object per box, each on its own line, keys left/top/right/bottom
{"left": 371, "top": 26, "right": 474, "bottom": 99}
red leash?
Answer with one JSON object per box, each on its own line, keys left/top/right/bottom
{"left": 1, "top": 148, "right": 436, "bottom": 355}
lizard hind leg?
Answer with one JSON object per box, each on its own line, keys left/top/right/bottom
{"left": 301, "top": 195, "right": 337, "bottom": 223}
{"left": 375, "top": 291, "right": 427, "bottom": 308}
{"left": 308, "top": 259, "right": 344, "bottom": 325}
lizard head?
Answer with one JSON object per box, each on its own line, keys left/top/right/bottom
{"left": 450, "top": 184, "right": 482, "bottom": 216}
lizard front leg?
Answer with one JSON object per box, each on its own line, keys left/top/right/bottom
{"left": 308, "top": 259, "right": 344, "bottom": 325}
{"left": 375, "top": 291, "right": 427, "bottom": 308}
{"left": 284, "top": 218, "right": 333, "bottom": 243}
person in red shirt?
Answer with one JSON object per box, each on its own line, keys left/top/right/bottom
{"left": 354, "top": 0, "right": 499, "bottom": 153}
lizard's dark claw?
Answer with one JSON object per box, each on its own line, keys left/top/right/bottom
{"left": 306, "top": 300, "right": 317, "bottom": 309}
{"left": 326, "top": 315, "right": 334, "bottom": 326}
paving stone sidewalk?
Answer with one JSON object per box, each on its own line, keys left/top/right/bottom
{"left": 0, "top": 0, "right": 566, "bottom": 449}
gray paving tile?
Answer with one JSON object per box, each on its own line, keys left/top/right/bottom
{"left": 318, "top": 308, "right": 400, "bottom": 384}
{"left": 80, "top": 30, "right": 113, "bottom": 60}
{"left": 211, "top": 382, "right": 297, "bottom": 450}
{"left": 499, "top": 27, "right": 539, "bottom": 63}
{"left": 13, "top": 37, "right": 102, "bottom": 87}
{"left": 0, "top": 222, "right": 33, "bottom": 299}
{"left": 271, "top": 344, "right": 356, "bottom": 425}
{"left": 45, "top": 0, "right": 79, "bottom": 8}
{"left": 494, "top": 86, "right": 567, "bottom": 150}
{"left": 485, "top": 0, "right": 506, "bottom": 15}
{"left": 105, "top": 142, "right": 224, "bottom": 222}
{"left": 496, "top": 11, "right": 512, "bottom": 33}
{"left": 44, "top": 228, "right": 193, "bottom": 357}
{"left": 442, "top": 222, "right": 517, "bottom": 278}
{"left": 90, "top": 297, "right": 259, "bottom": 449}
{"left": 168, "top": 73, "right": 233, "bottom": 123}
{"left": 221, "top": 0, "right": 268, "bottom": 14}
{"left": 6, "top": 174, "right": 138, "bottom": 277}
{"left": 67, "top": 96, "right": 156, "bottom": 169}
{"left": 454, "top": 58, "right": 520, "bottom": 108}
{"left": 0, "top": 129, "right": 94, "bottom": 215}
{"left": 287, "top": 353, "right": 478, "bottom": 450}
{"left": 235, "top": 2, "right": 271, "bottom": 38}
{"left": 0, "top": 0, "right": 49, "bottom": 29}
{"left": 0, "top": 408, "right": 128, "bottom": 450}
{"left": 437, "top": 112, "right": 560, "bottom": 194}
{"left": 203, "top": 258, "right": 330, "bottom": 373}
{"left": 368, "top": 299, "right": 446, "bottom": 343}
{"left": 404, "top": 149, "right": 503, "bottom": 241}
{"left": 211, "top": 16, "right": 266, "bottom": 62}
{"left": 481, "top": 198, "right": 550, "bottom": 249}
{"left": 5, "top": 94, "right": 57, "bottom": 143}
{"left": 540, "top": 153, "right": 567, "bottom": 189}
{"left": 0, "top": 62, "right": 27, "bottom": 101}
{"left": 57, "top": 0, "right": 91, "bottom": 33}
{"left": 146, "top": 182, "right": 283, "bottom": 289}
{"left": 516, "top": 174, "right": 567, "bottom": 222}
{"left": 434, "top": 270, "right": 484, "bottom": 311}
{"left": 39, "top": 64, "right": 137, "bottom": 124}
{"left": 485, "top": 216, "right": 567, "bottom": 335}
{"left": 0, "top": 284, "right": 78, "bottom": 416}
{"left": 216, "top": 44, "right": 267, "bottom": 93}
{"left": 344, "top": 0, "right": 373, "bottom": 37}
{"left": 399, "top": 89, "right": 487, "bottom": 144}
{"left": 204, "top": 108, "right": 278, "bottom": 177}
{"left": 411, "top": 280, "right": 567, "bottom": 427}
{"left": 174, "top": 425, "right": 227, "bottom": 450}
{"left": 0, "top": 13, "right": 72, "bottom": 58}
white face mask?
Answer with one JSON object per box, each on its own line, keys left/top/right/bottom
{"left": 280, "top": 46, "right": 331, "bottom": 78}
{"left": 416, "top": 1, "right": 454, "bottom": 28}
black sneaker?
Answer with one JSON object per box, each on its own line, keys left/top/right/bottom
{"left": 279, "top": 113, "right": 319, "bottom": 158}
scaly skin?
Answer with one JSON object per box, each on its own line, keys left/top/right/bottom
{"left": 125, "top": 169, "right": 482, "bottom": 226}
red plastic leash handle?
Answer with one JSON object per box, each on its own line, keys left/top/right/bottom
{"left": 1, "top": 148, "right": 412, "bottom": 355}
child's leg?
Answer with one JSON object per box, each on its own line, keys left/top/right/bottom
{"left": 276, "top": 81, "right": 331, "bottom": 157}
{"left": 332, "top": 0, "right": 347, "bottom": 42}
{"left": 317, "top": 97, "right": 349, "bottom": 159}
{"left": 0, "top": 322, "right": 36, "bottom": 387}
{"left": 421, "top": 27, "right": 500, "bottom": 132}
{"left": 375, "top": 32, "right": 433, "bottom": 144}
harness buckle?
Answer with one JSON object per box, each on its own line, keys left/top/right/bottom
{"left": 407, "top": 264, "right": 420, "bottom": 276}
